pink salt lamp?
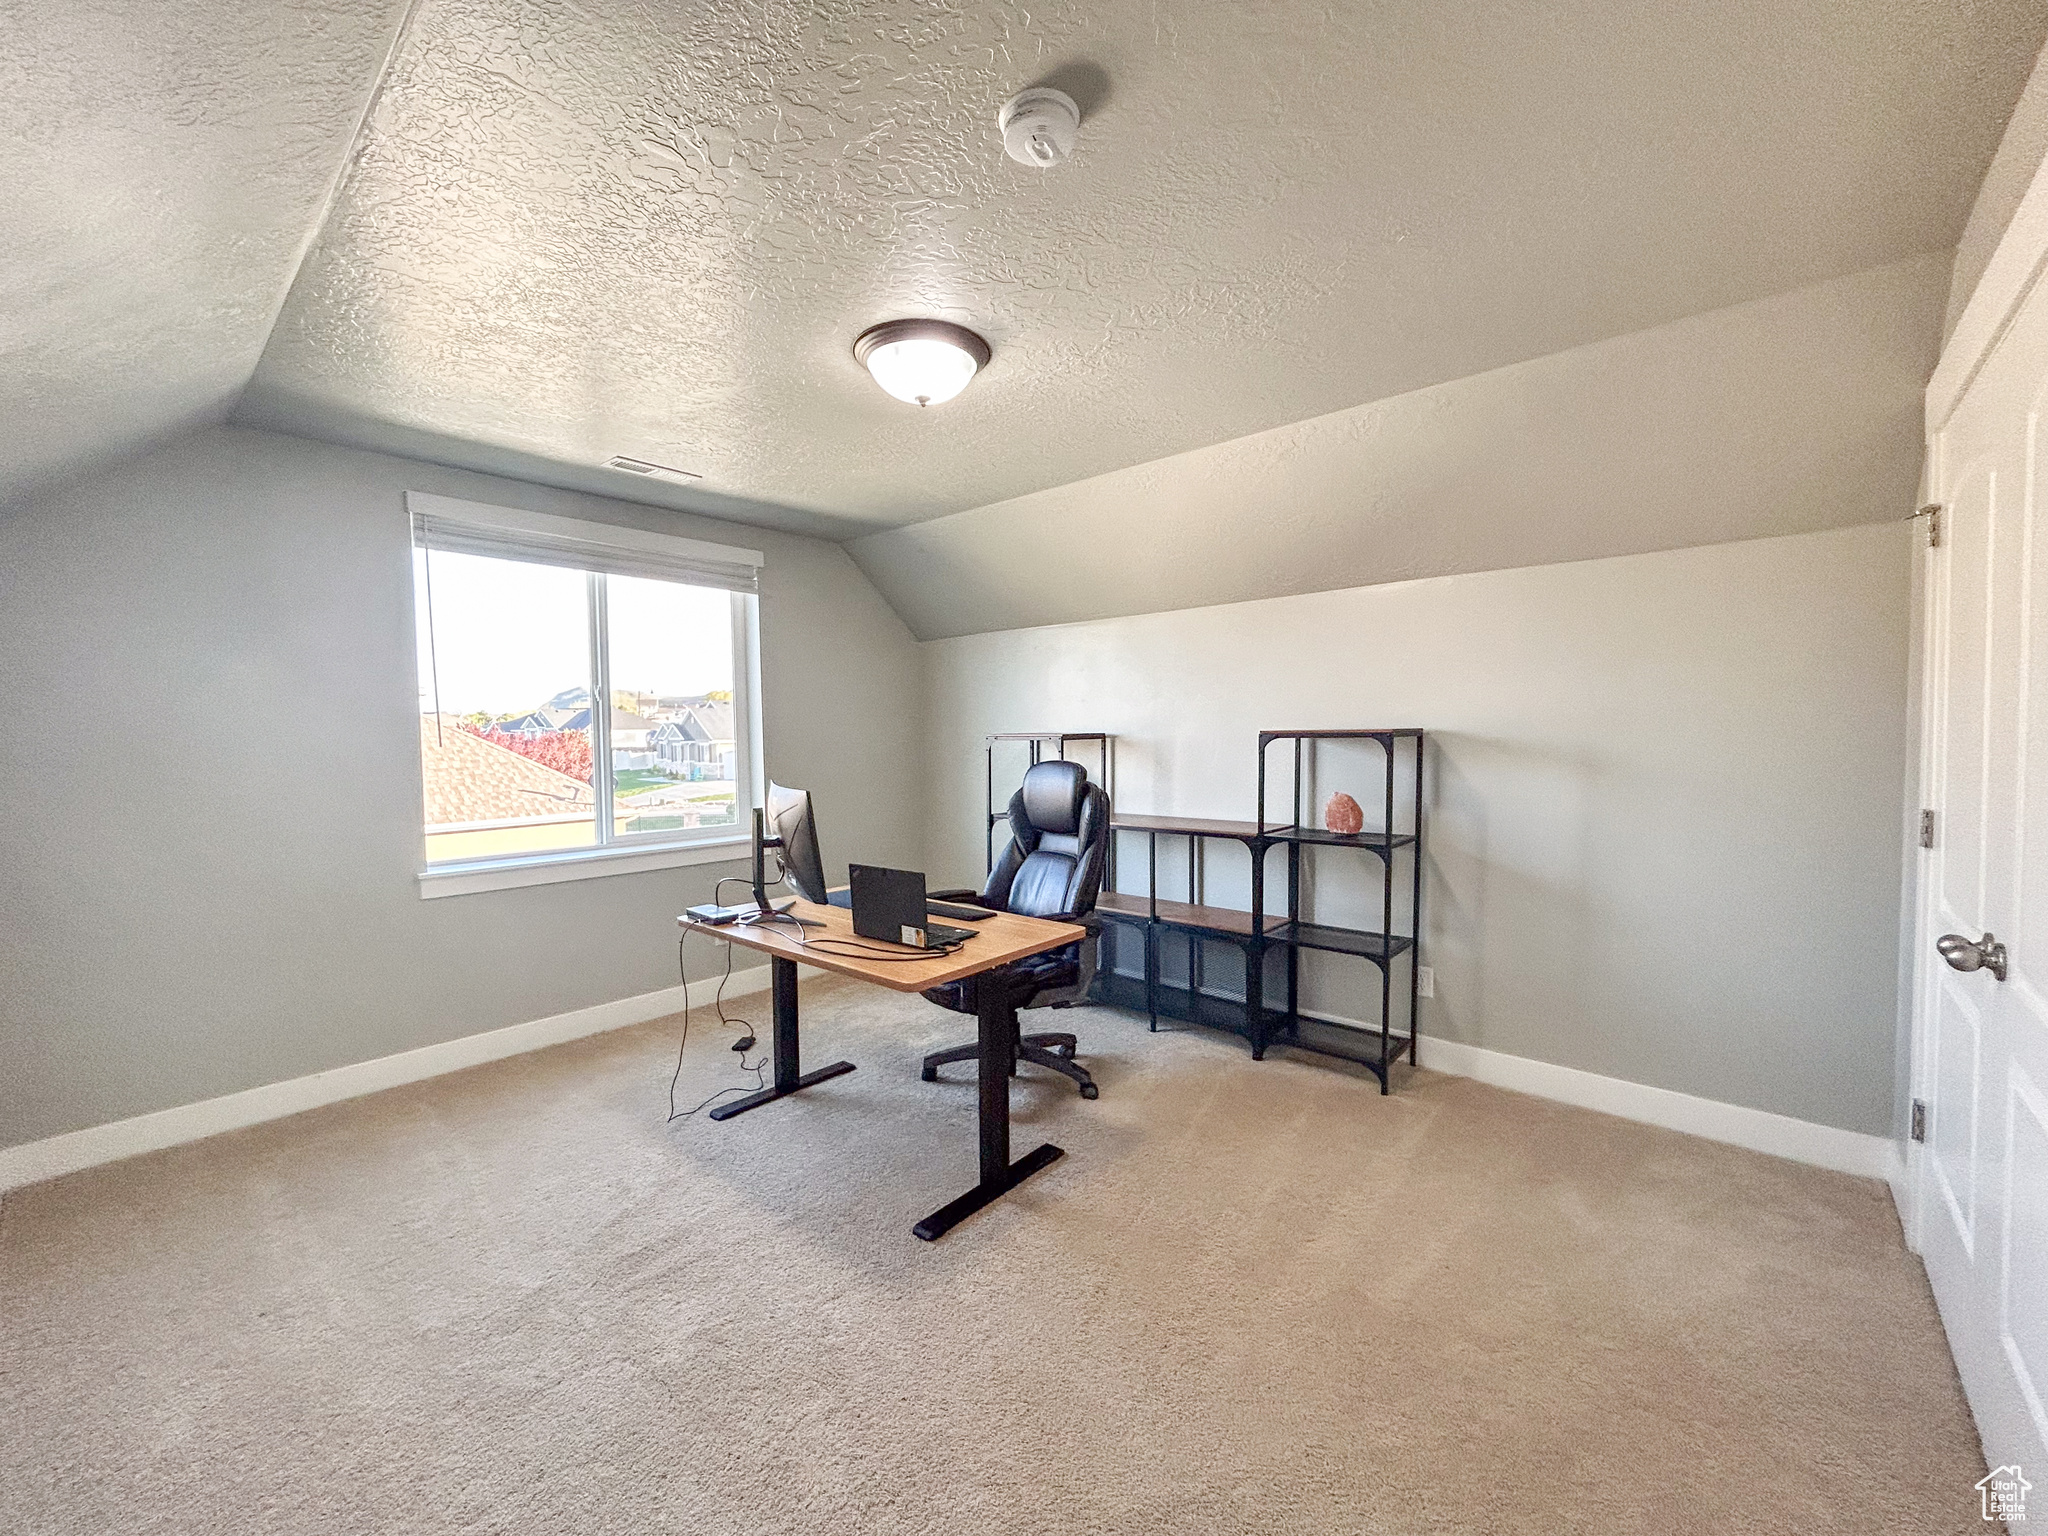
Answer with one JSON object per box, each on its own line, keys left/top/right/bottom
{"left": 1324, "top": 792, "right": 1364, "bottom": 834}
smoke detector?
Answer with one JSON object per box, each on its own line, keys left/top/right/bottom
{"left": 998, "top": 87, "right": 1081, "bottom": 167}
{"left": 603, "top": 455, "right": 701, "bottom": 484}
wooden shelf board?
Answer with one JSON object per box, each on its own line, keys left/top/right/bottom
{"left": 1096, "top": 891, "right": 1285, "bottom": 937}
{"left": 1109, "top": 813, "right": 1264, "bottom": 839}
{"left": 1257, "top": 728, "right": 1426, "bottom": 740}
{"left": 1260, "top": 826, "right": 1416, "bottom": 851}
{"left": 1266, "top": 921, "right": 1415, "bottom": 961}
{"left": 1110, "top": 814, "right": 1415, "bottom": 851}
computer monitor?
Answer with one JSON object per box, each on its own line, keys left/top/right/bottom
{"left": 755, "top": 780, "right": 828, "bottom": 908}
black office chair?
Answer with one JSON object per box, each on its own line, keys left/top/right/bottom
{"left": 920, "top": 759, "right": 1109, "bottom": 1100}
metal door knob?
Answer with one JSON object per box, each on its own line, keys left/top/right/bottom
{"left": 1937, "top": 932, "right": 2009, "bottom": 982}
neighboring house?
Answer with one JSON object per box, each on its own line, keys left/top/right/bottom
{"left": 490, "top": 692, "right": 730, "bottom": 773}
{"left": 491, "top": 688, "right": 596, "bottom": 739}
{"left": 496, "top": 703, "right": 590, "bottom": 738}
{"left": 611, "top": 708, "right": 656, "bottom": 770}
{"left": 419, "top": 716, "right": 592, "bottom": 829}
{"left": 491, "top": 702, "right": 660, "bottom": 768}
{"left": 647, "top": 721, "right": 697, "bottom": 775}
{"left": 651, "top": 693, "right": 733, "bottom": 722}
{"left": 650, "top": 698, "right": 736, "bottom": 780}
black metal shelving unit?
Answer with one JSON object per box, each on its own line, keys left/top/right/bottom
{"left": 1092, "top": 730, "right": 1424, "bottom": 1092}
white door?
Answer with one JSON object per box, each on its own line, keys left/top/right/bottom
{"left": 1912, "top": 169, "right": 2048, "bottom": 1492}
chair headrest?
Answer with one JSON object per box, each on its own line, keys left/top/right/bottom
{"left": 1019, "top": 760, "right": 1088, "bottom": 835}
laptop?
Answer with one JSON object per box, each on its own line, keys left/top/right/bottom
{"left": 847, "top": 865, "right": 978, "bottom": 950}
{"left": 825, "top": 889, "right": 992, "bottom": 922}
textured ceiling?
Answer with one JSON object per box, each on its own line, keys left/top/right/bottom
{"left": 852, "top": 254, "right": 1947, "bottom": 638}
{"left": 234, "top": 0, "right": 2048, "bottom": 536}
{"left": 0, "top": 0, "right": 413, "bottom": 507}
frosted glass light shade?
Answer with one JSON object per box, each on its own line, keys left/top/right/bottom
{"left": 864, "top": 336, "right": 979, "bottom": 405}
{"left": 854, "top": 319, "right": 992, "bottom": 407}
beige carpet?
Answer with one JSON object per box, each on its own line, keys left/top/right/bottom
{"left": 1, "top": 980, "right": 1988, "bottom": 1534}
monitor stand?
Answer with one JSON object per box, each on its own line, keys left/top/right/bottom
{"left": 744, "top": 807, "right": 823, "bottom": 928}
{"left": 734, "top": 899, "right": 820, "bottom": 929}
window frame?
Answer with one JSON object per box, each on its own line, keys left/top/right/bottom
{"left": 406, "top": 492, "right": 764, "bottom": 900}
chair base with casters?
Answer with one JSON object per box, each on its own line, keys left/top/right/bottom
{"left": 921, "top": 1019, "right": 1098, "bottom": 1100}
{"left": 920, "top": 911, "right": 1102, "bottom": 1100}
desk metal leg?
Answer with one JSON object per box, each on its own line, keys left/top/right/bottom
{"left": 707, "top": 955, "right": 856, "bottom": 1120}
{"left": 912, "top": 978, "right": 1064, "bottom": 1240}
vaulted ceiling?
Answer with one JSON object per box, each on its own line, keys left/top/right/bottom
{"left": 6, "top": 0, "right": 2046, "bottom": 537}
{"left": 0, "top": 0, "right": 414, "bottom": 507}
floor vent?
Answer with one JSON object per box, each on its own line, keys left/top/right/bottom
{"left": 603, "top": 455, "right": 701, "bottom": 484}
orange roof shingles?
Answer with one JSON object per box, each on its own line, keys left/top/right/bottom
{"left": 419, "top": 717, "right": 593, "bottom": 828}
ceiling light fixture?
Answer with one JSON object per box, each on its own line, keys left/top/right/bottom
{"left": 854, "top": 319, "right": 991, "bottom": 407}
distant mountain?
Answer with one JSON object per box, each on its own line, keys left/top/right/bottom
{"left": 543, "top": 685, "right": 591, "bottom": 711}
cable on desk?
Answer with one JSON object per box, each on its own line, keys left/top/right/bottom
{"left": 734, "top": 905, "right": 963, "bottom": 963}
{"left": 798, "top": 938, "right": 962, "bottom": 962}
{"left": 785, "top": 913, "right": 963, "bottom": 963}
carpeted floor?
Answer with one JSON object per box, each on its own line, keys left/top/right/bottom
{"left": 1, "top": 980, "right": 1988, "bottom": 1534}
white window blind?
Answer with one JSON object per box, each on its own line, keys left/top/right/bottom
{"left": 405, "top": 491, "right": 762, "bottom": 594}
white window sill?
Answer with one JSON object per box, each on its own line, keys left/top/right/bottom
{"left": 417, "top": 835, "right": 750, "bottom": 899}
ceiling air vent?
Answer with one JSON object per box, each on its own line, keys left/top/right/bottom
{"left": 604, "top": 455, "right": 701, "bottom": 484}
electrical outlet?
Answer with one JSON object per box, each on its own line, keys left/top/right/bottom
{"left": 1417, "top": 965, "right": 1435, "bottom": 999}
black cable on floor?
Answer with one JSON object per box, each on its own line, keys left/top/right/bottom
{"left": 667, "top": 895, "right": 961, "bottom": 1120}
{"left": 667, "top": 933, "right": 771, "bottom": 1122}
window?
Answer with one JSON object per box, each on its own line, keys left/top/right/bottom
{"left": 408, "top": 493, "right": 761, "bottom": 893}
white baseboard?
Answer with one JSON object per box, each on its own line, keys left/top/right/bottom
{"left": 6, "top": 969, "right": 1900, "bottom": 1194}
{"left": 0, "top": 964, "right": 773, "bottom": 1194}
{"left": 1887, "top": 1143, "right": 1918, "bottom": 1247}
{"left": 1102, "top": 971, "right": 1897, "bottom": 1180}
{"left": 1417, "top": 1035, "right": 1895, "bottom": 1180}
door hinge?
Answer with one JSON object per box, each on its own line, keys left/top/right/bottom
{"left": 1912, "top": 1099, "right": 1929, "bottom": 1143}
{"left": 1926, "top": 503, "right": 1942, "bottom": 547}
{"left": 1920, "top": 809, "right": 1937, "bottom": 849}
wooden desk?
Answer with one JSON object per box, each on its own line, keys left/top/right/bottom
{"left": 677, "top": 897, "right": 1086, "bottom": 1240}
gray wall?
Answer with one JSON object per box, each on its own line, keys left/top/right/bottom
{"left": 850, "top": 255, "right": 1944, "bottom": 641}
{"left": 1947, "top": 32, "right": 2048, "bottom": 341}
{"left": 924, "top": 522, "right": 1913, "bottom": 1136}
{"left": 0, "top": 426, "right": 924, "bottom": 1149}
